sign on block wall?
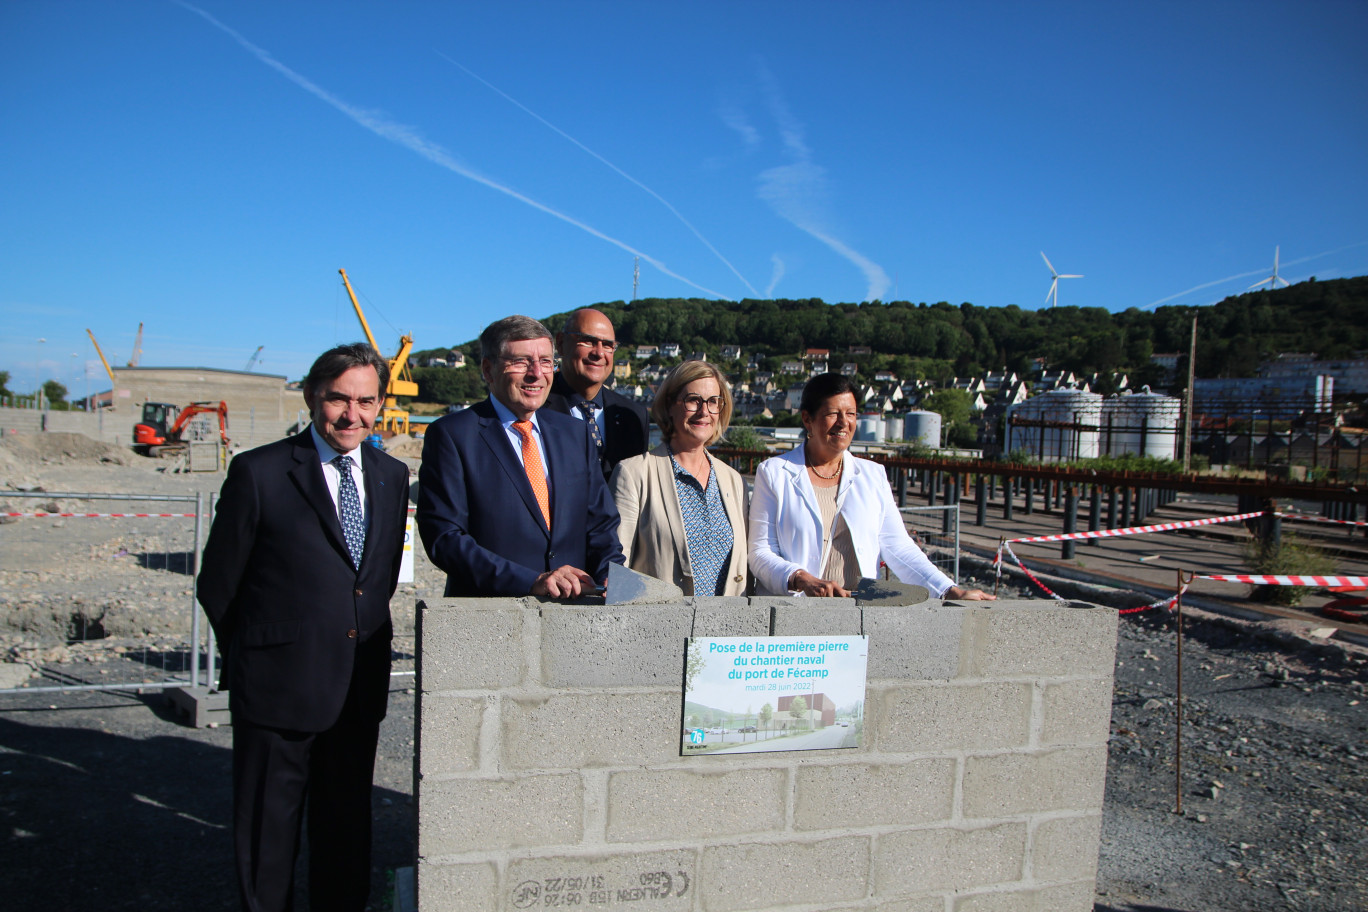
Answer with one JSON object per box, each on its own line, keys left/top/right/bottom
{"left": 681, "top": 636, "right": 868, "bottom": 756}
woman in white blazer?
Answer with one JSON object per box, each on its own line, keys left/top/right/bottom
{"left": 748, "top": 373, "right": 993, "bottom": 599}
{"left": 610, "top": 361, "right": 748, "bottom": 596}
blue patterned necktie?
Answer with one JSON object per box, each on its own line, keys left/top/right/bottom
{"left": 577, "top": 398, "right": 604, "bottom": 450}
{"left": 333, "top": 454, "right": 364, "bottom": 570}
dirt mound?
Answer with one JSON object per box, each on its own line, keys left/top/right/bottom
{"left": 384, "top": 433, "right": 425, "bottom": 459}
{"left": 0, "top": 432, "right": 135, "bottom": 468}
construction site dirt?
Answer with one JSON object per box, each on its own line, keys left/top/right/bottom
{"left": 2, "top": 433, "right": 1366, "bottom": 911}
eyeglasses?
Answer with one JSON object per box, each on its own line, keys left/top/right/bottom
{"left": 679, "top": 395, "right": 722, "bottom": 413}
{"left": 567, "top": 332, "right": 618, "bottom": 352}
{"left": 500, "top": 356, "right": 555, "bottom": 373}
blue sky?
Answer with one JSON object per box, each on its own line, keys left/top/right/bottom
{"left": 3, "top": 0, "right": 1366, "bottom": 394}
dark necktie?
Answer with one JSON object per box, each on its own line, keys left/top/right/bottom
{"left": 577, "top": 399, "right": 604, "bottom": 450}
{"left": 333, "top": 454, "right": 364, "bottom": 569}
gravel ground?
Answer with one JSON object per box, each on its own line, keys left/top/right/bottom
{"left": 3, "top": 434, "right": 1367, "bottom": 910}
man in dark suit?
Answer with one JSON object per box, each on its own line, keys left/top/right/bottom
{"left": 198, "top": 343, "right": 410, "bottom": 912}
{"left": 417, "top": 315, "right": 622, "bottom": 598}
{"left": 542, "top": 308, "right": 649, "bottom": 481}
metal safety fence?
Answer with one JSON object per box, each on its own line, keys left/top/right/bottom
{"left": 0, "top": 489, "right": 213, "bottom": 695}
{"left": 900, "top": 503, "right": 960, "bottom": 585}
{"left": 1, "top": 489, "right": 419, "bottom": 701}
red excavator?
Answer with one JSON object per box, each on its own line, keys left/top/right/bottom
{"left": 133, "top": 401, "right": 230, "bottom": 457}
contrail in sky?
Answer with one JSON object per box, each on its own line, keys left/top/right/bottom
{"left": 765, "top": 254, "right": 786, "bottom": 298}
{"left": 753, "top": 63, "right": 891, "bottom": 302}
{"left": 1141, "top": 241, "right": 1368, "bottom": 309}
{"left": 437, "top": 53, "right": 760, "bottom": 299}
{"left": 176, "top": 2, "right": 725, "bottom": 299}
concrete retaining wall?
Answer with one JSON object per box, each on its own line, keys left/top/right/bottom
{"left": 415, "top": 596, "right": 1117, "bottom": 911}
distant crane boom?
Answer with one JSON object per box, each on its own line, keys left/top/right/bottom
{"left": 338, "top": 268, "right": 418, "bottom": 434}
{"left": 244, "top": 345, "right": 265, "bottom": 371}
{"left": 128, "top": 322, "right": 144, "bottom": 367}
{"left": 86, "top": 329, "right": 116, "bottom": 386}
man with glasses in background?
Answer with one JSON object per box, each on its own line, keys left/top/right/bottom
{"left": 544, "top": 308, "right": 649, "bottom": 480}
{"left": 417, "top": 315, "right": 623, "bottom": 598}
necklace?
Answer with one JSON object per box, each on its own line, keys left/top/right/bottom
{"left": 807, "top": 458, "right": 843, "bottom": 480}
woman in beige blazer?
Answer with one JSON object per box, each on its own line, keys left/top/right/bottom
{"left": 610, "top": 361, "right": 748, "bottom": 596}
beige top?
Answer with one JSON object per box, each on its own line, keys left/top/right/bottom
{"left": 812, "top": 482, "right": 860, "bottom": 590}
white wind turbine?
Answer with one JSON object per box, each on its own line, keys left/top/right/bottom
{"left": 1040, "top": 252, "right": 1083, "bottom": 308}
{"left": 1247, "top": 246, "right": 1291, "bottom": 291}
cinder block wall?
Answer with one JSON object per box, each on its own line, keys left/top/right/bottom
{"left": 415, "top": 597, "right": 1117, "bottom": 911}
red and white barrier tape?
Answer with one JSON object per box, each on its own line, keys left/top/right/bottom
{"left": 1277, "top": 512, "right": 1368, "bottom": 529}
{"left": 1198, "top": 574, "right": 1368, "bottom": 588}
{"left": 3, "top": 511, "right": 197, "bottom": 519}
{"left": 1004, "top": 510, "right": 1266, "bottom": 545}
{"left": 1118, "top": 584, "right": 1189, "bottom": 616}
{"left": 999, "top": 542, "right": 1061, "bottom": 599}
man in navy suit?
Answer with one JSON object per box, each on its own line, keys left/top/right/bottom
{"left": 198, "top": 343, "right": 410, "bottom": 912}
{"left": 542, "top": 308, "right": 649, "bottom": 481}
{"left": 417, "top": 315, "right": 623, "bottom": 598}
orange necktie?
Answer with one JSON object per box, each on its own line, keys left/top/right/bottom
{"left": 513, "top": 419, "right": 551, "bottom": 529}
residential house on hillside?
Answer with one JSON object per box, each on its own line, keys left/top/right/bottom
{"left": 840, "top": 362, "right": 858, "bottom": 377}
{"left": 1034, "top": 370, "right": 1080, "bottom": 393}
{"left": 661, "top": 343, "right": 681, "bottom": 358}
{"left": 781, "top": 361, "right": 805, "bottom": 375}
{"left": 803, "top": 348, "right": 830, "bottom": 361}
{"left": 613, "top": 361, "right": 632, "bottom": 380}
{"left": 847, "top": 345, "right": 871, "bottom": 355}
{"left": 873, "top": 370, "right": 897, "bottom": 383}
{"left": 720, "top": 344, "right": 742, "bottom": 361}
{"left": 634, "top": 345, "right": 659, "bottom": 359}
{"left": 686, "top": 351, "right": 707, "bottom": 362}
{"left": 420, "top": 350, "right": 467, "bottom": 368}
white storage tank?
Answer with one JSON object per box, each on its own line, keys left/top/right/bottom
{"left": 901, "top": 410, "right": 942, "bottom": 448}
{"left": 1101, "top": 386, "right": 1181, "bottom": 459}
{"left": 856, "top": 412, "right": 884, "bottom": 442}
{"left": 1006, "top": 387, "right": 1102, "bottom": 461}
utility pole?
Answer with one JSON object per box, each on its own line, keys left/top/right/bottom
{"left": 1182, "top": 315, "right": 1197, "bottom": 472}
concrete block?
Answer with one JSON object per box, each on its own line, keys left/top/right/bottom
{"left": 419, "top": 774, "right": 582, "bottom": 854}
{"left": 505, "top": 849, "right": 697, "bottom": 911}
{"left": 502, "top": 691, "right": 681, "bottom": 770}
{"left": 540, "top": 604, "right": 693, "bottom": 687}
{"left": 416, "top": 694, "right": 485, "bottom": 777}
{"left": 862, "top": 604, "right": 965, "bottom": 680}
{"left": 1039, "top": 678, "right": 1114, "bottom": 747}
{"left": 690, "top": 597, "right": 770, "bottom": 637}
{"left": 606, "top": 768, "right": 786, "bottom": 843}
{"left": 794, "top": 759, "right": 955, "bottom": 830}
{"left": 952, "top": 879, "right": 1094, "bottom": 911}
{"left": 873, "top": 823, "right": 1026, "bottom": 894}
{"left": 700, "top": 836, "right": 870, "bottom": 911}
{"left": 872, "top": 898, "right": 947, "bottom": 912}
{"left": 419, "top": 599, "right": 526, "bottom": 691}
{"left": 765, "top": 598, "right": 862, "bottom": 636}
{"left": 962, "top": 602, "right": 1117, "bottom": 679}
{"left": 1030, "top": 814, "right": 1102, "bottom": 882}
{"left": 962, "top": 748, "right": 1108, "bottom": 818}
{"left": 877, "top": 682, "right": 1032, "bottom": 753}
{"left": 413, "top": 861, "right": 498, "bottom": 912}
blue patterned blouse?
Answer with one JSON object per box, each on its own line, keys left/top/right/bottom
{"left": 669, "top": 450, "right": 734, "bottom": 597}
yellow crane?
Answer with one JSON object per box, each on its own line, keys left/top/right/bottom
{"left": 338, "top": 268, "right": 418, "bottom": 435}
{"left": 86, "top": 328, "right": 117, "bottom": 386}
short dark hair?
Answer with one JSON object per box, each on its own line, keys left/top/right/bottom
{"left": 480, "top": 315, "right": 552, "bottom": 362}
{"left": 799, "top": 373, "right": 862, "bottom": 416}
{"left": 303, "top": 343, "right": 389, "bottom": 399}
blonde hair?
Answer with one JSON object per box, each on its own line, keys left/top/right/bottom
{"left": 651, "top": 361, "right": 734, "bottom": 446}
